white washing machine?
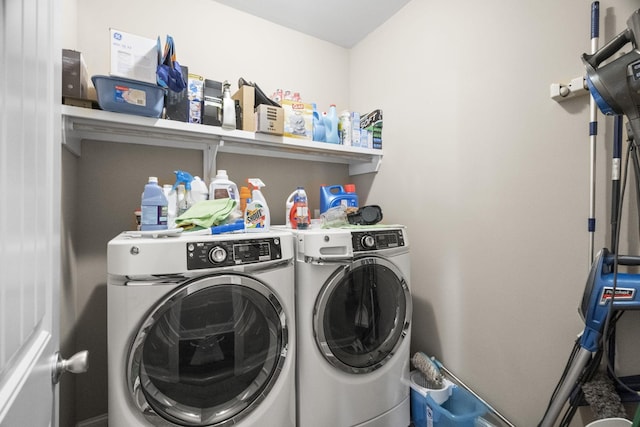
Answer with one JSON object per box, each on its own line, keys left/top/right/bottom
{"left": 293, "top": 226, "right": 412, "bottom": 427}
{"left": 107, "top": 230, "right": 295, "bottom": 427}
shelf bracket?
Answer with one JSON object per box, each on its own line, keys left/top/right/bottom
{"left": 61, "top": 115, "right": 82, "bottom": 156}
{"left": 348, "top": 154, "right": 382, "bottom": 175}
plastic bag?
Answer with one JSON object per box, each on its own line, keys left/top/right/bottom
{"left": 157, "top": 35, "right": 186, "bottom": 92}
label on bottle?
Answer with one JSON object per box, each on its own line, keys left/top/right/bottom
{"left": 141, "top": 205, "right": 168, "bottom": 226}
{"left": 245, "top": 204, "right": 265, "bottom": 229}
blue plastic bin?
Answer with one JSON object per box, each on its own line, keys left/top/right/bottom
{"left": 92, "top": 75, "right": 165, "bottom": 118}
{"left": 411, "top": 384, "right": 487, "bottom": 427}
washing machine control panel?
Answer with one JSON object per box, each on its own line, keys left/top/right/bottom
{"left": 186, "top": 237, "right": 282, "bottom": 269}
{"left": 352, "top": 229, "right": 405, "bottom": 252}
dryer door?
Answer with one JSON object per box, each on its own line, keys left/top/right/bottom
{"left": 127, "top": 274, "right": 288, "bottom": 426}
{"left": 314, "top": 256, "right": 411, "bottom": 374}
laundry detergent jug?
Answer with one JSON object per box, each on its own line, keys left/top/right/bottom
{"left": 320, "top": 184, "right": 358, "bottom": 214}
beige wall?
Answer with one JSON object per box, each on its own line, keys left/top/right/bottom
{"left": 61, "top": 1, "right": 640, "bottom": 426}
{"left": 350, "top": 1, "right": 640, "bottom": 426}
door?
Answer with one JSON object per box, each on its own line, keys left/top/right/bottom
{"left": 0, "top": 0, "right": 61, "bottom": 426}
{"left": 127, "top": 274, "right": 289, "bottom": 426}
{"left": 314, "top": 256, "right": 412, "bottom": 373}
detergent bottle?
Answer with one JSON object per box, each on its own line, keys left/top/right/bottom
{"left": 285, "top": 190, "right": 296, "bottom": 227}
{"left": 209, "top": 169, "right": 240, "bottom": 205}
{"left": 324, "top": 105, "right": 339, "bottom": 144}
{"left": 244, "top": 178, "right": 270, "bottom": 232}
{"left": 320, "top": 184, "right": 359, "bottom": 214}
{"left": 312, "top": 103, "right": 326, "bottom": 142}
{"left": 292, "top": 187, "right": 310, "bottom": 229}
{"left": 172, "top": 170, "right": 196, "bottom": 216}
{"left": 140, "top": 176, "right": 168, "bottom": 231}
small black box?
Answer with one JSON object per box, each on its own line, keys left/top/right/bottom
{"left": 203, "top": 79, "right": 222, "bottom": 126}
{"left": 62, "top": 49, "right": 88, "bottom": 99}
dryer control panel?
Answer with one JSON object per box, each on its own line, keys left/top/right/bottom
{"left": 352, "top": 229, "right": 405, "bottom": 252}
{"left": 186, "top": 237, "right": 282, "bottom": 270}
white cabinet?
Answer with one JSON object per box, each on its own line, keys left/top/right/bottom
{"left": 61, "top": 105, "right": 382, "bottom": 175}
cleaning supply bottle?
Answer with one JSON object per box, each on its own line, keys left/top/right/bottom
{"left": 221, "top": 80, "right": 236, "bottom": 130}
{"left": 191, "top": 176, "right": 209, "bottom": 202}
{"left": 163, "top": 184, "right": 177, "bottom": 229}
{"left": 244, "top": 178, "right": 270, "bottom": 232}
{"left": 291, "top": 186, "right": 310, "bottom": 229}
{"left": 172, "top": 170, "right": 196, "bottom": 216}
{"left": 343, "top": 183, "right": 359, "bottom": 208}
{"left": 324, "top": 104, "right": 339, "bottom": 144}
{"left": 209, "top": 169, "right": 240, "bottom": 205}
{"left": 285, "top": 189, "right": 297, "bottom": 227}
{"left": 141, "top": 176, "right": 168, "bottom": 231}
{"left": 239, "top": 186, "right": 251, "bottom": 213}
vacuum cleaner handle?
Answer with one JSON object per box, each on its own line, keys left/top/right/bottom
{"left": 583, "top": 29, "right": 631, "bottom": 68}
{"left": 610, "top": 254, "right": 640, "bottom": 266}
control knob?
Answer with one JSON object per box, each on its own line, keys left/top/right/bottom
{"left": 361, "top": 234, "right": 376, "bottom": 249}
{"left": 209, "top": 246, "right": 227, "bottom": 264}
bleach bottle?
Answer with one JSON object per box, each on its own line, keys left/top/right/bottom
{"left": 141, "top": 176, "right": 168, "bottom": 231}
{"left": 244, "top": 178, "right": 270, "bottom": 232}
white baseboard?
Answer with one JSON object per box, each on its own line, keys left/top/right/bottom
{"left": 76, "top": 413, "right": 108, "bottom": 427}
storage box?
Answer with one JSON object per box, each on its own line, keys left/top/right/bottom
{"left": 164, "top": 64, "right": 189, "bottom": 122}
{"left": 282, "top": 100, "right": 312, "bottom": 139}
{"left": 410, "top": 375, "right": 487, "bottom": 427}
{"left": 62, "top": 49, "right": 89, "bottom": 99}
{"left": 256, "top": 104, "right": 283, "bottom": 135}
{"left": 110, "top": 29, "right": 158, "bottom": 84}
{"left": 92, "top": 75, "right": 165, "bottom": 118}
{"left": 187, "top": 73, "right": 204, "bottom": 124}
{"left": 361, "top": 109, "right": 383, "bottom": 149}
{"left": 232, "top": 85, "right": 256, "bottom": 131}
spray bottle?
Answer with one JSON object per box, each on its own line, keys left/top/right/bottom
{"left": 172, "top": 170, "right": 196, "bottom": 216}
{"left": 244, "top": 178, "right": 270, "bottom": 232}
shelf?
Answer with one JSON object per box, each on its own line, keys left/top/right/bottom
{"left": 61, "top": 105, "right": 383, "bottom": 175}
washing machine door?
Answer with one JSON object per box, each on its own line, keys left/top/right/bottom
{"left": 127, "top": 274, "right": 288, "bottom": 426}
{"left": 314, "top": 256, "right": 411, "bottom": 374}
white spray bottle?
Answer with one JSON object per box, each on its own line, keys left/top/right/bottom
{"left": 244, "top": 178, "right": 270, "bottom": 232}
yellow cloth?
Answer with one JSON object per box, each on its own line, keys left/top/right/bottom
{"left": 175, "top": 198, "right": 237, "bottom": 229}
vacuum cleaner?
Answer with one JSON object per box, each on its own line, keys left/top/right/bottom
{"left": 539, "top": 8, "right": 640, "bottom": 427}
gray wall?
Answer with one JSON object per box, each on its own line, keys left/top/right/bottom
{"left": 60, "top": 1, "right": 640, "bottom": 426}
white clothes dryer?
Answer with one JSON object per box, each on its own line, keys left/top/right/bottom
{"left": 293, "top": 226, "right": 412, "bottom": 427}
{"left": 107, "top": 230, "right": 295, "bottom": 427}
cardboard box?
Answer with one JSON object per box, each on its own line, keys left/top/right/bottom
{"left": 256, "top": 104, "right": 283, "bottom": 135}
{"left": 187, "top": 73, "right": 204, "bottom": 124}
{"left": 62, "top": 49, "right": 89, "bottom": 99}
{"left": 282, "top": 100, "right": 312, "bottom": 139}
{"left": 232, "top": 85, "right": 256, "bottom": 131}
{"left": 110, "top": 29, "right": 157, "bottom": 84}
{"left": 164, "top": 64, "right": 189, "bottom": 122}
{"left": 360, "top": 109, "right": 383, "bottom": 149}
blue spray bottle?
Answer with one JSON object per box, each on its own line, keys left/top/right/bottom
{"left": 172, "top": 170, "right": 195, "bottom": 216}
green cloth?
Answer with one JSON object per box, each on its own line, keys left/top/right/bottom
{"left": 175, "top": 198, "right": 237, "bottom": 229}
